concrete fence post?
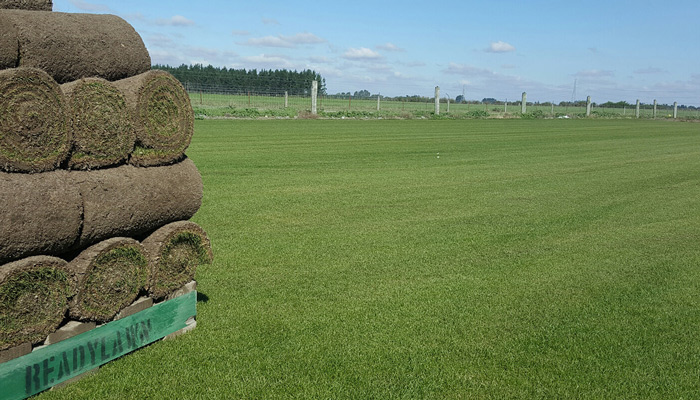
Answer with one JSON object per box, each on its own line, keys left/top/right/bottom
{"left": 653, "top": 99, "right": 657, "bottom": 119}
{"left": 586, "top": 96, "right": 592, "bottom": 117}
{"left": 435, "top": 86, "right": 440, "bottom": 115}
{"left": 674, "top": 102, "right": 678, "bottom": 119}
{"left": 311, "top": 80, "right": 318, "bottom": 115}
{"left": 636, "top": 99, "right": 640, "bottom": 118}
{"left": 521, "top": 92, "right": 527, "bottom": 114}
{"left": 377, "top": 94, "right": 381, "bottom": 111}
{"left": 447, "top": 97, "right": 450, "bottom": 113}
{"left": 284, "top": 91, "right": 288, "bottom": 108}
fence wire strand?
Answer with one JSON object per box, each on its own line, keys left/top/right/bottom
{"left": 187, "top": 83, "right": 700, "bottom": 119}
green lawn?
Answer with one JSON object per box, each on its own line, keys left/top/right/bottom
{"left": 41, "top": 119, "right": 700, "bottom": 398}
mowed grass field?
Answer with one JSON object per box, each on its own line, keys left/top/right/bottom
{"left": 41, "top": 119, "right": 700, "bottom": 398}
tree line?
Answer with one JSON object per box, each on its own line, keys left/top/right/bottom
{"left": 153, "top": 64, "right": 326, "bottom": 96}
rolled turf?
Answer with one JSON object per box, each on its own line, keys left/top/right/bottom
{"left": 61, "top": 78, "right": 135, "bottom": 170}
{"left": 0, "top": 169, "right": 81, "bottom": 264}
{"left": 74, "top": 158, "right": 203, "bottom": 248}
{"left": 115, "top": 70, "right": 194, "bottom": 167}
{"left": 0, "top": 67, "right": 71, "bottom": 173}
{"left": 68, "top": 237, "right": 148, "bottom": 322}
{"left": 0, "top": 0, "right": 51, "bottom": 11}
{"left": 142, "top": 221, "right": 213, "bottom": 300}
{"left": 0, "top": 159, "right": 201, "bottom": 262}
{"left": 0, "top": 9, "right": 150, "bottom": 83}
{"left": 0, "top": 256, "right": 74, "bottom": 351}
{"left": 0, "top": 12, "right": 18, "bottom": 68}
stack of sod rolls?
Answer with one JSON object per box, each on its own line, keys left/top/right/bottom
{"left": 0, "top": 0, "right": 51, "bottom": 11}
{"left": 0, "top": 3, "right": 212, "bottom": 357}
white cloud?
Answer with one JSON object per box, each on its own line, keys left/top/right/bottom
{"left": 343, "top": 47, "right": 382, "bottom": 60}
{"left": 156, "top": 15, "right": 195, "bottom": 27}
{"left": 145, "top": 34, "right": 175, "bottom": 48}
{"left": 444, "top": 63, "right": 495, "bottom": 77}
{"left": 148, "top": 49, "right": 189, "bottom": 66}
{"left": 150, "top": 42, "right": 239, "bottom": 67}
{"left": 285, "top": 32, "right": 326, "bottom": 45}
{"left": 240, "top": 33, "right": 325, "bottom": 48}
{"left": 366, "top": 64, "right": 392, "bottom": 73}
{"left": 391, "top": 71, "right": 418, "bottom": 81}
{"left": 243, "top": 36, "right": 292, "bottom": 48}
{"left": 444, "top": 62, "right": 542, "bottom": 98}
{"left": 124, "top": 12, "right": 146, "bottom": 22}
{"left": 400, "top": 61, "right": 426, "bottom": 68}
{"left": 241, "top": 54, "right": 293, "bottom": 68}
{"left": 262, "top": 18, "right": 280, "bottom": 25}
{"left": 309, "top": 56, "right": 332, "bottom": 64}
{"left": 575, "top": 69, "right": 614, "bottom": 78}
{"left": 315, "top": 67, "right": 344, "bottom": 78}
{"left": 376, "top": 42, "right": 404, "bottom": 52}
{"left": 232, "top": 30, "right": 250, "bottom": 36}
{"left": 633, "top": 67, "right": 667, "bottom": 75}
{"left": 187, "top": 46, "right": 222, "bottom": 60}
{"left": 486, "top": 41, "right": 516, "bottom": 53}
{"left": 68, "top": 0, "right": 110, "bottom": 12}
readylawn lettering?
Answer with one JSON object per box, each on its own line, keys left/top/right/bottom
{"left": 23, "top": 319, "right": 152, "bottom": 394}
{"left": 0, "top": 290, "right": 195, "bottom": 400}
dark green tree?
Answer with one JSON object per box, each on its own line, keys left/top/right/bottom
{"left": 153, "top": 64, "right": 327, "bottom": 96}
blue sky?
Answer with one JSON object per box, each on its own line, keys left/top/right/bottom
{"left": 54, "top": 0, "right": 700, "bottom": 104}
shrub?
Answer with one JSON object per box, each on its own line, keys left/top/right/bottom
{"left": 521, "top": 110, "right": 546, "bottom": 119}
{"left": 465, "top": 110, "right": 490, "bottom": 119}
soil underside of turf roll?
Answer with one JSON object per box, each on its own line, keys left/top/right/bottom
{"left": 0, "top": 12, "right": 19, "bottom": 68}
{"left": 0, "top": 9, "right": 150, "bottom": 83}
{"left": 0, "top": 0, "right": 51, "bottom": 11}
{"left": 0, "top": 169, "right": 81, "bottom": 264}
{"left": 75, "top": 158, "right": 203, "bottom": 248}
{"left": 0, "top": 159, "right": 201, "bottom": 263}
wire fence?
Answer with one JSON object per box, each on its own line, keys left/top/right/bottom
{"left": 186, "top": 83, "right": 700, "bottom": 119}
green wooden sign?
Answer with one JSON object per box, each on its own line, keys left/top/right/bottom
{"left": 0, "top": 291, "right": 196, "bottom": 400}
